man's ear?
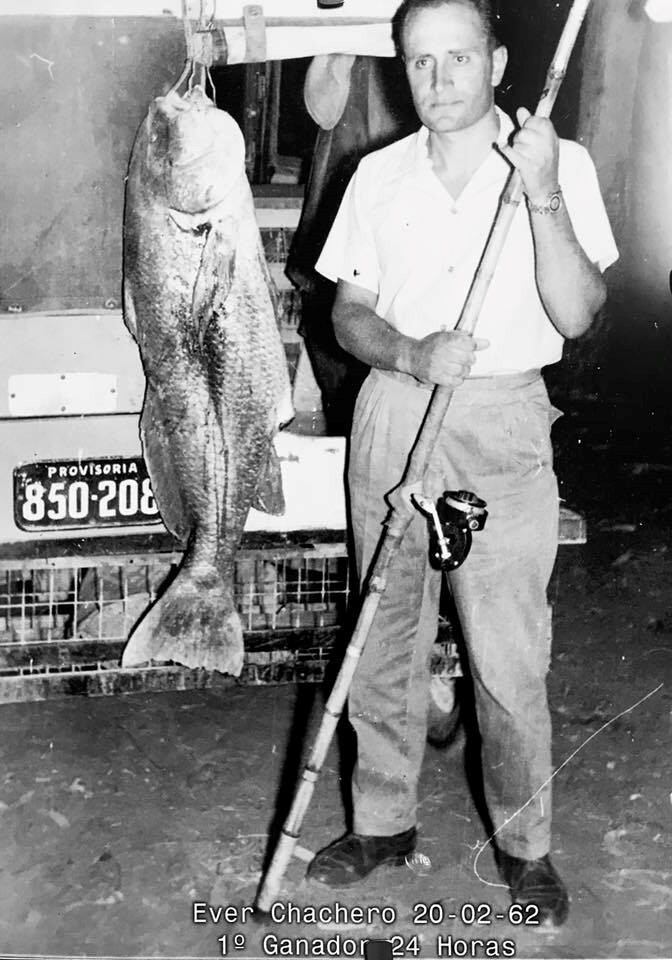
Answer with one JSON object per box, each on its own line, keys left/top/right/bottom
{"left": 492, "top": 44, "right": 508, "bottom": 87}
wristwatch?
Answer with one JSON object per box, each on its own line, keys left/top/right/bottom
{"left": 527, "top": 187, "right": 564, "bottom": 215}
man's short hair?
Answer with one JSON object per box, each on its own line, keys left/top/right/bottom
{"left": 392, "top": 0, "right": 502, "bottom": 58}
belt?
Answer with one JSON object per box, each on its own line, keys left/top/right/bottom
{"left": 375, "top": 367, "right": 542, "bottom": 392}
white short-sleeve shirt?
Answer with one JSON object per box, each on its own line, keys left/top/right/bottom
{"left": 315, "top": 108, "right": 619, "bottom": 376}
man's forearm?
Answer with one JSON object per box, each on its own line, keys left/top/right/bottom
{"left": 530, "top": 207, "right": 607, "bottom": 339}
{"left": 333, "top": 299, "right": 417, "bottom": 374}
{"left": 331, "top": 280, "right": 482, "bottom": 387}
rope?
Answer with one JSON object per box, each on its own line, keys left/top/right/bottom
{"left": 172, "top": 0, "right": 217, "bottom": 99}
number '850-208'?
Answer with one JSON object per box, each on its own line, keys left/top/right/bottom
{"left": 21, "top": 477, "right": 158, "bottom": 523}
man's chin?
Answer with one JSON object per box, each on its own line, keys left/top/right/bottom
{"left": 426, "top": 115, "right": 469, "bottom": 134}
{"left": 422, "top": 106, "right": 491, "bottom": 135}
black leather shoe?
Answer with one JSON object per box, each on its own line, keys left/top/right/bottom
{"left": 306, "top": 828, "right": 417, "bottom": 887}
{"left": 497, "top": 850, "right": 569, "bottom": 928}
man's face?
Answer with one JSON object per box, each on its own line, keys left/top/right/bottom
{"left": 401, "top": 2, "right": 507, "bottom": 134}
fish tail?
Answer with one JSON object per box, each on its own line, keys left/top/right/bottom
{"left": 120, "top": 568, "right": 244, "bottom": 676}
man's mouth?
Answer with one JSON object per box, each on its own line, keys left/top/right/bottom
{"left": 431, "top": 100, "right": 463, "bottom": 109}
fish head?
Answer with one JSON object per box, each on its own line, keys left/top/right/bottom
{"left": 143, "top": 87, "right": 246, "bottom": 214}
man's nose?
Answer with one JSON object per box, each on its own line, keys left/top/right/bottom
{"left": 433, "top": 60, "right": 455, "bottom": 91}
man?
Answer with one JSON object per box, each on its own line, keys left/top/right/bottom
{"left": 306, "top": 0, "right": 618, "bottom": 928}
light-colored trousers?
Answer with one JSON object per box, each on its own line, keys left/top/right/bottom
{"left": 347, "top": 367, "right": 560, "bottom": 860}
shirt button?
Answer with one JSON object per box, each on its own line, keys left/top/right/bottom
{"left": 447, "top": 265, "right": 454, "bottom": 273}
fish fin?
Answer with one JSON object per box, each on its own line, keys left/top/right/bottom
{"left": 252, "top": 441, "right": 285, "bottom": 516}
{"left": 123, "top": 278, "right": 138, "bottom": 340}
{"left": 256, "top": 232, "right": 280, "bottom": 320}
{"left": 167, "top": 207, "right": 237, "bottom": 346}
{"left": 139, "top": 387, "right": 189, "bottom": 543}
{"left": 192, "top": 222, "right": 236, "bottom": 346}
{"left": 277, "top": 384, "right": 295, "bottom": 429}
{"left": 120, "top": 567, "right": 244, "bottom": 676}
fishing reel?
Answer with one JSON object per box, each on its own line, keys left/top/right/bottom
{"left": 413, "top": 490, "right": 488, "bottom": 571}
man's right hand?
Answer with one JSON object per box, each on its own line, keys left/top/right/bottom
{"left": 331, "top": 280, "right": 490, "bottom": 388}
{"left": 408, "top": 330, "right": 489, "bottom": 388}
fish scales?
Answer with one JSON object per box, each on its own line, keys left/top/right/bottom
{"left": 120, "top": 87, "right": 293, "bottom": 675}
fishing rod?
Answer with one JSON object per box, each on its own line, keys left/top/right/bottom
{"left": 254, "top": 0, "right": 594, "bottom": 915}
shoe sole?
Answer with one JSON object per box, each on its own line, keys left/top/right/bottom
{"left": 307, "top": 851, "right": 414, "bottom": 887}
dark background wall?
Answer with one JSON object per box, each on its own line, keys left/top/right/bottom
{"left": 1, "top": 5, "right": 670, "bottom": 417}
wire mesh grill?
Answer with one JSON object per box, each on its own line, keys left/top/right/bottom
{"left": 0, "top": 547, "right": 461, "bottom": 697}
{"left": 0, "top": 550, "right": 351, "bottom": 645}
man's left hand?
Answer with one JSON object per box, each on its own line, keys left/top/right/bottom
{"left": 501, "top": 106, "right": 560, "bottom": 201}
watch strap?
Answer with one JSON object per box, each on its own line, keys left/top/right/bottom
{"left": 527, "top": 188, "right": 563, "bottom": 215}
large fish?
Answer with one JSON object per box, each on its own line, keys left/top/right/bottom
{"left": 120, "top": 86, "right": 293, "bottom": 675}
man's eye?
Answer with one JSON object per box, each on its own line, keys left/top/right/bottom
{"left": 454, "top": 54, "right": 470, "bottom": 64}
{"left": 414, "top": 57, "right": 431, "bottom": 69}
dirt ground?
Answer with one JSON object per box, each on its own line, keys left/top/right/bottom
{"left": 1, "top": 396, "right": 671, "bottom": 960}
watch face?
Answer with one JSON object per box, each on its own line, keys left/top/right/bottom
{"left": 549, "top": 192, "right": 562, "bottom": 212}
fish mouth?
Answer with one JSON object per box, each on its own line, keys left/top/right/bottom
{"left": 168, "top": 186, "right": 240, "bottom": 231}
{"left": 157, "top": 87, "right": 214, "bottom": 114}
{"left": 147, "top": 91, "right": 245, "bottom": 176}
{"left": 148, "top": 94, "right": 224, "bottom": 169}
{"left": 169, "top": 195, "right": 229, "bottom": 218}
{"left": 169, "top": 144, "right": 221, "bottom": 170}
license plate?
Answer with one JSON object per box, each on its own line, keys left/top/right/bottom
{"left": 13, "top": 457, "right": 163, "bottom": 531}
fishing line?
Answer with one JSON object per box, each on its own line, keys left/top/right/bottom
{"left": 206, "top": 65, "right": 216, "bottom": 101}
{"left": 471, "top": 682, "right": 664, "bottom": 888}
{"left": 176, "top": 0, "right": 217, "bottom": 99}
{"left": 170, "top": 3, "right": 195, "bottom": 95}
{"left": 169, "top": 57, "right": 192, "bottom": 97}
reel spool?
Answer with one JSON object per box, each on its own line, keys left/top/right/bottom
{"left": 416, "top": 490, "right": 488, "bottom": 571}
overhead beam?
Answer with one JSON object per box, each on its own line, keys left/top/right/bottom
{"left": 0, "top": 4, "right": 397, "bottom": 61}
{"left": 1, "top": 0, "right": 397, "bottom": 20}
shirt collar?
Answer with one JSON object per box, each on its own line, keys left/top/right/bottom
{"left": 413, "top": 105, "right": 515, "bottom": 175}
